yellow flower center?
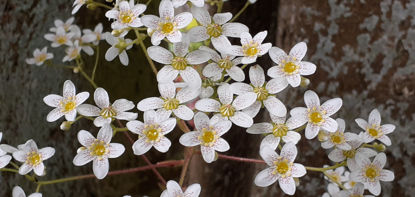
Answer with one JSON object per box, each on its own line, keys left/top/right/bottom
{"left": 282, "top": 61, "right": 299, "bottom": 74}
{"left": 342, "top": 149, "right": 356, "bottom": 158}
{"left": 253, "top": 87, "right": 269, "bottom": 101}
{"left": 329, "top": 131, "right": 345, "bottom": 145}
{"left": 217, "top": 58, "right": 233, "bottom": 70}
{"left": 90, "top": 140, "right": 108, "bottom": 157}
{"left": 206, "top": 23, "right": 223, "bottom": 38}
{"left": 243, "top": 43, "right": 259, "bottom": 57}
{"left": 272, "top": 158, "right": 292, "bottom": 177}
{"left": 163, "top": 98, "right": 180, "bottom": 110}
{"left": 219, "top": 104, "right": 235, "bottom": 117}
{"left": 115, "top": 39, "right": 128, "bottom": 50}
{"left": 309, "top": 111, "right": 323, "bottom": 124}
{"left": 69, "top": 48, "right": 80, "bottom": 59}
{"left": 56, "top": 35, "right": 67, "bottom": 44}
{"left": 35, "top": 54, "right": 47, "bottom": 63}
{"left": 61, "top": 98, "right": 77, "bottom": 113}
{"left": 160, "top": 22, "right": 174, "bottom": 34}
{"left": 272, "top": 124, "right": 288, "bottom": 137}
{"left": 367, "top": 126, "right": 382, "bottom": 139}
{"left": 199, "top": 128, "right": 217, "bottom": 146}
{"left": 364, "top": 165, "right": 380, "bottom": 180}
{"left": 171, "top": 56, "right": 188, "bottom": 70}
{"left": 119, "top": 10, "right": 135, "bottom": 24}
{"left": 100, "top": 107, "right": 117, "bottom": 119}
{"left": 26, "top": 152, "right": 42, "bottom": 166}
{"left": 143, "top": 124, "right": 162, "bottom": 142}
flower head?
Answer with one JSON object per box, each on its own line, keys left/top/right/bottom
{"left": 321, "top": 118, "right": 357, "bottom": 150}
{"left": 73, "top": 125, "right": 125, "bottom": 179}
{"left": 44, "top": 27, "right": 74, "bottom": 47}
{"left": 328, "top": 140, "right": 377, "bottom": 171}
{"left": 12, "top": 139, "right": 55, "bottom": 176}
{"left": 227, "top": 31, "right": 272, "bottom": 64}
{"left": 43, "top": 80, "right": 89, "bottom": 122}
{"left": 336, "top": 183, "right": 375, "bottom": 197}
{"left": 26, "top": 47, "right": 53, "bottom": 66}
{"left": 78, "top": 88, "right": 137, "bottom": 127}
{"left": 180, "top": 112, "right": 231, "bottom": 163}
{"left": 0, "top": 132, "right": 12, "bottom": 168}
{"left": 200, "top": 46, "right": 244, "bottom": 82}
{"left": 82, "top": 23, "right": 106, "bottom": 45}
{"left": 105, "top": 34, "right": 133, "bottom": 66}
{"left": 105, "top": 0, "right": 146, "bottom": 30}
{"left": 350, "top": 153, "right": 394, "bottom": 196}
{"left": 50, "top": 17, "right": 74, "bottom": 32}
{"left": 267, "top": 42, "right": 316, "bottom": 89}
{"left": 127, "top": 110, "right": 176, "bottom": 155}
{"left": 141, "top": 0, "right": 193, "bottom": 45}
{"left": 161, "top": 180, "right": 201, "bottom": 197}
{"left": 195, "top": 83, "right": 257, "bottom": 128}
{"left": 63, "top": 40, "right": 82, "bottom": 62}
{"left": 247, "top": 115, "right": 301, "bottom": 150}
{"left": 254, "top": 144, "right": 306, "bottom": 195}
{"left": 286, "top": 90, "right": 342, "bottom": 139}
{"left": 355, "top": 109, "right": 395, "bottom": 146}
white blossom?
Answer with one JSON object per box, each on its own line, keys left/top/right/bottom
{"left": 82, "top": 23, "right": 105, "bottom": 45}
{"left": 336, "top": 183, "right": 374, "bottom": 197}
{"left": 267, "top": 42, "right": 316, "bottom": 89}
{"left": 63, "top": 40, "right": 82, "bottom": 62}
{"left": 321, "top": 118, "right": 357, "bottom": 151}
{"left": 77, "top": 88, "right": 138, "bottom": 127}
{"left": 126, "top": 110, "right": 176, "bottom": 155}
{"left": 180, "top": 112, "right": 231, "bottom": 163}
{"left": 44, "top": 27, "right": 74, "bottom": 47}
{"left": 25, "top": 47, "right": 53, "bottom": 66}
{"left": 227, "top": 31, "right": 272, "bottom": 64}
{"left": 328, "top": 140, "right": 377, "bottom": 171}
{"left": 200, "top": 46, "right": 244, "bottom": 82}
{"left": 12, "top": 186, "right": 42, "bottom": 197}
{"left": 286, "top": 90, "right": 342, "bottom": 139}
{"left": 161, "top": 180, "right": 201, "bottom": 197}
{"left": 73, "top": 125, "right": 125, "bottom": 179}
{"left": 50, "top": 17, "right": 74, "bottom": 32}
{"left": 195, "top": 83, "right": 256, "bottom": 128}
{"left": 355, "top": 109, "right": 395, "bottom": 146}
{"left": 105, "top": 0, "right": 146, "bottom": 30}
{"left": 0, "top": 132, "right": 12, "bottom": 168}
{"left": 12, "top": 140, "right": 55, "bottom": 176}
{"left": 105, "top": 34, "right": 133, "bottom": 66}
{"left": 43, "top": 80, "right": 89, "bottom": 122}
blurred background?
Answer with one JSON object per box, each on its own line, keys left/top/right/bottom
{"left": 1, "top": 0, "right": 414, "bottom": 196}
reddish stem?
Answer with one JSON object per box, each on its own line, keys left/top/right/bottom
{"left": 217, "top": 154, "right": 265, "bottom": 163}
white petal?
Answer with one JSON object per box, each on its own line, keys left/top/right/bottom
{"left": 97, "top": 125, "right": 113, "bottom": 144}
{"left": 269, "top": 47, "right": 287, "bottom": 65}
{"left": 184, "top": 183, "right": 201, "bottom": 196}
{"left": 247, "top": 123, "right": 273, "bottom": 134}
{"left": 12, "top": 150, "right": 26, "bottom": 162}
{"left": 179, "top": 132, "right": 201, "bottom": 147}
{"left": 166, "top": 30, "right": 182, "bottom": 43}
{"left": 151, "top": 31, "right": 166, "bottom": 45}
{"left": 147, "top": 46, "right": 173, "bottom": 64}
{"left": 43, "top": 94, "right": 63, "bottom": 107}
{"left": 260, "top": 135, "right": 280, "bottom": 150}
{"left": 380, "top": 169, "right": 394, "bottom": 182}
{"left": 46, "top": 108, "right": 64, "bottom": 122}
{"left": 153, "top": 137, "right": 172, "bottom": 153}
{"left": 191, "top": 6, "right": 211, "bottom": 26}
{"left": 266, "top": 78, "right": 288, "bottom": 94}
{"left": 137, "top": 97, "right": 164, "bottom": 111}
{"left": 259, "top": 145, "right": 278, "bottom": 166}
{"left": 108, "top": 143, "right": 125, "bottom": 158}
{"left": 194, "top": 112, "right": 210, "bottom": 131}
{"left": 180, "top": 67, "right": 201, "bottom": 87}
{"left": 230, "top": 82, "right": 253, "bottom": 95}
{"left": 282, "top": 131, "right": 301, "bottom": 144}
{"left": 240, "top": 32, "right": 252, "bottom": 45}
{"left": 33, "top": 162, "right": 45, "bottom": 176}
{"left": 160, "top": 118, "right": 177, "bottom": 134}
{"left": 19, "top": 163, "right": 33, "bottom": 175}
{"left": 105, "top": 47, "right": 119, "bottom": 61}
{"left": 378, "top": 135, "right": 391, "bottom": 146}
{"left": 212, "top": 12, "right": 231, "bottom": 25}
{"left": 367, "top": 181, "right": 381, "bottom": 196}
{"left": 254, "top": 167, "right": 279, "bottom": 187}
{"left": 381, "top": 124, "right": 395, "bottom": 134}
{"left": 299, "top": 61, "right": 316, "bottom": 75}
{"left": 214, "top": 138, "right": 230, "bottom": 152}
{"left": 158, "top": 82, "right": 176, "bottom": 99}
{"left": 188, "top": 26, "right": 209, "bottom": 42}
{"left": 305, "top": 123, "right": 320, "bottom": 139}
{"left": 211, "top": 36, "right": 233, "bottom": 54}
{"left": 157, "top": 65, "right": 180, "bottom": 83}
{"left": 321, "top": 98, "right": 342, "bottom": 116}
{"left": 227, "top": 66, "right": 245, "bottom": 82}
{"left": 77, "top": 104, "right": 100, "bottom": 117}
{"left": 281, "top": 143, "right": 297, "bottom": 162}
{"left": 39, "top": 147, "right": 55, "bottom": 160}
{"left": 372, "top": 152, "right": 386, "bottom": 169}
{"left": 186, "top": 50, "right": 210, "bottom": 65}
{"left": 203, "top": 63, "right": 222, "bottom": 78}
{"left": 12, "top": 186, "right": 25, "bottom": 197}
{"left": 166, "top": 180, "right": 183, "bottom": 195}
{"left": 233, "top": 92, "right": 257, "bottom": 110}
{"left": 174, "top": 12, "right": 193, "bottom": 29}
{"left": 200, "top": 146, "right": 215, "bottom": 163}
{"left": 222, "top": 23, "right": 249, "bottom": 38}
{"left": 159, "top": 0, "right": 174, "bottom": 19}
{"left": 93, "top": 158, "right": 109, "bottom": 179}
{"left": 213, "top": 120, "right": 232, "bottom": 136}
{"left": 229, "top": 112, "right": 253, "bottom": 128}
{"left": 321, "top": 117, "right": 338, "bottom": 132}
{"left": 176, "top": 86, "right": 200, "bottom": 103}
{"left": 94, "top": 88, "right": 109, "bottom": 108}
{"left": 249, "top": 65, "right": 265, "bottom": 87}
{"left": 63, "top": 80, "right": 76, "bottom": 98}
{"left": 112, "top": 99, "right": 135, "bottom": 112}
{"left": 173, "top": 41, "right": 189, "bottom": 57}
{"left": 173, "top": 105, "right": 194, "bottom": 120}
{"left": 264, "top": 96, "right": 287, "bottom": 117}
{"left": 355, "top": 118, "right": 368, "bottom": 130}
{"left": 0, "top": 155, "right": 11, "bottom": 168}
{"left": 132, "top": 137, "right": 152, "bottom": 155}
{"left": 242, "top": 100, "right": 261, "bottom": 118}
{"left": 195, "top": 99, "right": 220, "bottom": 112}
{"left": 217, "top": 83, "right": 233, "bottom": 105}
{"left": 289, "top": 42, "right": 307, "bottom": 61}
{"left": 304, "top": 90, "right": 320, "bottom": 108}
{"left": 141, "top": 15, "right": 160, "bottom": 29}
{"left": 328, "top": 149, "right": 345, "bottom": 162}
{"left": 126, "top": 120, "right": 144, "bottom": 135}
{"left": 286, "top": 107, "right": 308, "bottom": 129}
{"left": 292, "top": 163, "right": 306, "bottom": 177}
{"left": 118, "top": 50, "right": 129, "bottom": 66}
{"left": 368, "top": 109, "right": 381, "bottom": 126}
{"left": 94, "top": 116, "right": 111, "bottom": 127}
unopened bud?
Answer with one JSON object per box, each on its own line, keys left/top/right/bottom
{"left": 60, "top": 121, "right": 72, "bottom": 131}
{"left": 73, "top": 67, "right": 80, "bottom": 73}
{"left": 300, "top": 77, "right": 310, "bottom": 87}
{"left": 374, "top": 143, "right": 386, "bottom": 152}
{"left": 86, "top": 3, "right": 97, "bottom": 10}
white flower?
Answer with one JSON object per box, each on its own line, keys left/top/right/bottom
{"left": 336, "top": 183, "right": 374, "bottom": 197}
{"left": 43, "top": 80, "right": 90, "bottom": 122}
{"left": 286, "top": 90, "right": 342, "bottom": 139}
{"left": 322, "top": 183, "right": 339, "bottom": 197}
{"left": 137, "top": 82, "right": 197, "bottom": 120}
{"left": 355, "top": 109, "right": 395, "bottom": 146}
{"left": 44, "top": 27, "right": 74, "bottom": 47}
{"left": 172, "top": 0, "right": 204, "bottom": 8}
{"left": 105, "top": 0, "right": 146, "bottom": 30}
{"left": 328, "top": 140, "right": 377, "bottom": 171}
{"left": 188, "top": 6, "right": 248, "bottom": 44}
{"left": 63, "top": 40, "right": 82, "bottom": 62}
{"left": 25, "top": 47, "right": 53, "bottom": 66}
{"left": 200, "top": 46, "right": 244, "bottom": 82}
{"left": 180, "top": 112, "right": 231, "bottom": 163}
{"left": 230, "top": 65, "right": 287, "bottom": 117}
{"left": 247, "top": 115, "right": 301, "bottom": 150}
{"left": 148, "top": 42, "right": 210, "bottom": 87}
{"left": 160, "top": 180, "right": 201, "bottom": 197}
{"left": 82, "top": 23, "right": 106, "bottom": 45}
{"left": 350, "top": 153, "right": 394, "bottom": 196}
{"left": 227, "top": 31, "right": 272, "bottom": 64}
{"left": 50, "top": 17, "right": 74, "bottom": 32}
{"left": 69, "top": 25, "right": 95, "bottom": 56}
{"left": 254, "top": 144, "right": 306, "bottom": 195}
{"left": 324, "top": 166, "right": 348, "bottom": 184}
{"left": 127, "top": 110, "right": 176, "bottom": 155}
{"left": 72, "top": 0, "right": 86, "bottom": 14}
{"left": 73, "top": 125, "right": 125, "bottom": 179}
{"left": 12, "top": 139, "right": 55, "bottom": 176}
{"left": 321, "top": 118, "right": 357, "bottom": 150}
{"left": 12, "top": 186, "right": 42, "bottom": 197}
{"left": 141, "top": 0, "right": 193, "bottom": 45}
{"left": 105, "top": 34, "right": 133, "bottom": 66}
{"left": 195, "top": 83, "right": 257, "bottom": 128}
{"left": 0, "top": 133, "right": 12, "bottom": 168}
{"left": 267, "top": 42, "right": 316, "bottom": 89}
{"left": 77, "top": 88, "right": 138, "bottom": 127}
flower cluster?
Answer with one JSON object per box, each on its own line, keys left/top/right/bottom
{"left": 13, "top": 0, "right": 397, "bottom": 196}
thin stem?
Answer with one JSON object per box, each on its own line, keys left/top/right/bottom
{"left": 35, "top": 184, "right": 42, "bottom": 193}
{"left": 0, "top": 168, "right": 19, "bottom": 173}
{"left": 79, "top": 67, "right": 98, "bottom": 89}
{"left": 305, "top": 161, "right": 346, "bottom": 172}
{"left": 216, "top": 153, "right": 265, "bottom": 164}
{"left": 230, "top": 1, "right": 251, "bottom": 22}
{"left": 217, "top": 0, "right": 224, "bottom": 13}
{"left": 323, "top": 171, "right": 348, "bottom": 190}
{"left": 137, "top": 38, "right": 158, "bottom": 76}
{"left": 90, "top": 1, "right": 112, "bottom": 9}
{"left": 91, "top": 46, "right": 99, "bottom": 81}
{"left": 179, "top": 148, "right": 193, "bottom": 186}
{"left": 114, "top": 127, "right": 129, "bottom": 132}
{"left": 146, "top": 0, "right": 154, "bottom": 6}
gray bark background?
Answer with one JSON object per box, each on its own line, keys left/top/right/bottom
{"left": 1, "top": 0, "right": 414, "bottom": 196}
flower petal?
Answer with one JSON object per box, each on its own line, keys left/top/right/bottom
{"left": 174, "top": 12, "right": 193, "bottom": 29}
{"left": 227, "top": 66, "right": 245, "bottom": 82}
{"left": 304, "top": 90, "right": 320, "bottom": 108}
{"left": 148, "top": 46, "right": 173, "bottom": 64}
{"left": 266, "top": 77, "right": 288, "bottom": 94}
{"left": 229, "top": 112, "right": 253, "bottom": 128}
{"left": 260, "top": 134, "right": 280, "bottom": 150}
{"left": 97, "top": 125, "right": 113, "bottom": 144}
{"left": 214, "top": 138, "right": 230, "bottom": 152}
{"left": 321, "top": 98, "right": 342, "bottom": 116}
{"left": 321, "top": 117, "right": 338, "bottom": 133}
{"left": 132, "top": 137, "right": 152, "bottom": 155}
{"left": 369, "top": 109, "right": 381, "bottom": 126}
{"left": 269, "top": 47, "right": 287, "bottom": 65}
{"left": 222, "top": 22, "right": 249, "bottom": 38}
{"left": 278, "top": 177, "right": 296, "bottom": 195}
{"left": 179, "top": 132, "right": 201, "bottom": 147}
{"left": 194, "top": 112, "right": 210, "bottom": 131}
{"left": 43, "top": 94, "right": 63, "bottom": 107}
{"left": 159, "top": 0, "right": 174, "bottom": 19}
{"left": 232, "top": 92, "right": 257, "bottom": 110}
{"left": 46, "top": 108, "right": 64, "bottom": 122}
{"left": 137, "top": 97, "right": 164, "bottom": 111}
{"left": 157, "top": 65, "right": 180, "bottom": 83}
{"left": 299, "top": 61, "right": 316, "bottom": 75}
{"left": 254, "top": 167, "right": 279, "bottom": 187}
{"left": 78, "top": 130, "right": 96, "bottom": 148}
{"left": 180, "top": 67, "right": 202, "bottom": 87}
{"left": 264, "top": 96, "right": 287, "bottom": 117}
{"left": 154, "top": 137, "right": 171, "bottom": 153}
{"left": 186, "top": 50, "right": 210, "bottom": 65}
{"left": 77, "top": 104, "right": 100, "bottom": 117}
{"left": 173, "top": 105, "right": 194, "bottom": 120}
{"left": 305, "top": 123, "right": 320, "bottom": 139}
{"left": 93, "top": 158, "right": 109, "bottom": 179}
{"left": 289, "top": 42, "right": 307, "bottom": 61}
{"left": 195, "top": 99, "right": 220, "bottom": 112}
{"left": 200, "top": 146, "right": 215, "bottom": 163}
{"left": 249, "top": 65, "right": 265, "bottom": 87}
{"left": 247, "top": 123, "right": 273, "bottom": 134}
{"left": 108, "top": 143, "right": 125, "bottom": 158}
